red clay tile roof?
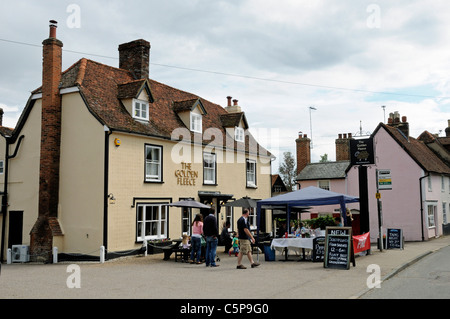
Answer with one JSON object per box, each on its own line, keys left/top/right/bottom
{"left": 30, "top": 57, "right": 271, "bottom": 157}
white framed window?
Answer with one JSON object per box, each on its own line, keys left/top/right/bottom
{"left": 248, "top": 207, "right": 257, "bottom": 230}
{"left": 190, "top": 112, "right": 202, "bottom": 133}
{"left": 145, "top": 144, "right": 162, "bottom": 182}
{"left": 133, "top": 99, "right": 149, "bottom": 121}
{"left": 318, "top": 180, "right": 330, "bottom": 191}
{"left": 246, "top": 159, "right": 256, "bottom": 187}
{"left": 235, "top": 127, "right": 244, "bottom": 142}
{"left": 427, "top": 204, "right": 436, "bottom": 228}
{"left": 203, "top": 153, "right": 216, "bottom": 184}
{"left": 137, "top": 204, "right": 167, "bottom": 241}
{"left": 181, "top": 207, "right": 192, "bottom": 235}
{"left": 442, "top": 176, "right": 445, "bottom": 192}
{"left": 225, "top": 206, "right": 233, "bottom": 232}
{"left": 443, "top": 202, "right": 448, "bottom": 225}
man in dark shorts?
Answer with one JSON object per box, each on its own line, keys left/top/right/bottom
{"left": 236, "top": 209, "right": 260, "bottom": 269}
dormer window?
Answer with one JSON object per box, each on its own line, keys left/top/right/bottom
{"left": 235, "top": 127, "right": 244, "bottom": 142}
{"left": 133, "top": 99, "right": 149, "bottom": 121}
{"left": 190, "top": 112, "right": 202, "bottom": 133}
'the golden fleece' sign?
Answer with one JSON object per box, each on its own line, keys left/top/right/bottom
{"left": 175, "top": 162, "right": 198, "bottom": 186}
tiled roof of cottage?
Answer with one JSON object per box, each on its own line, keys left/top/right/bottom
{"left": 297, "top": 161, "right": 351, "bottom": 181}
{"left": 29, "top": 58, "right": 271, "bottom": 157}
{"left": 376, "top": 123, "right": 450, "bottom": 175}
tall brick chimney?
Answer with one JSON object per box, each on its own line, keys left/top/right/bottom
{"left": 335, "top": 133, "right": 352, "bottom": 161}
{"left": 296, "top": 132, "right": 311, "bottom": 175}
{"left": 30, "top": 20, "right": 63, "bottom": 262}
{"left": 445, "top": 119, "right": 450, "bottom": 137}
{"left": 118, "top": 39, "right": 150, "bottom": 79}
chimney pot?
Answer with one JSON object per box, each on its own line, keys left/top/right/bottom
{"left": 402, "top": 116, "right": 407, "bottom": 123}
{"left": 348, "top": 133, "right": 352, "bottom": 139}
{"left": 227, "top": 96, "right": 232, "bottom": 107}
{"left": 343, "top": 133, "right": 347, "bottom": 139}
{"left": 49, "top": 20, "right": 57, "bottom": 38}
{"left": 233, "top": 99, "right": 238, "bottom": 106}
{"left": 338, "top": 134, "right": 342, "bottom": 139}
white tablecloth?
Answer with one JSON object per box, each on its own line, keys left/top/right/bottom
{"left": 271, "top": 238, "right": 314, "bottom": 253}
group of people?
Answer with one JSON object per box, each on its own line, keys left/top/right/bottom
{"left": 184, "top": 208, "right": 260, "bottom": 269}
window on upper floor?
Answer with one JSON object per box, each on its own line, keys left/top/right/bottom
{"left": 133, "top": 99, "right": 149, "bottom": 121}
{"left": 145, "top": 144, "right": 162, "bottom": 182}
{"left": 190, "top": 112, "right": 202, "bottom": 133}
{"left": 442, "top": 175, "right": 445, "bottom": 192}
{"left": 203, "top": 153, "right": 216, "bottom": 185}
{"left": 235, "top": 127, "right": 244, "bottom": 142}
{"left": 0, "top": 160, "right": 3, "bottom": 174}
{"left": 246, "top": 159, "right": 256, "bottom": 188}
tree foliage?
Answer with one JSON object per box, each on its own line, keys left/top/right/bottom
{"left": 278, "top": 151, "right": 296, "bottom": 192}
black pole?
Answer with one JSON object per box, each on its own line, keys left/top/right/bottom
{"left": 358, "top": 166, "right": 370, "bottom": 234}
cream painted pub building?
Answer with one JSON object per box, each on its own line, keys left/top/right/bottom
{"left": 0, "top": 22, "right": 273, "bottom": 263}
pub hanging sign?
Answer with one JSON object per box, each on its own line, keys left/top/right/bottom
{"left": 350, "top": 138, "right": 375, "bottom": 165}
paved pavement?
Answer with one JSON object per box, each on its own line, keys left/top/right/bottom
{"left": 1, "top": 235, "right": 449, "bottom": 299}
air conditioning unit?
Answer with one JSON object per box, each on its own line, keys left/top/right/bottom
{"left": 11, "top": 245, "right": 30, "bottom": 263}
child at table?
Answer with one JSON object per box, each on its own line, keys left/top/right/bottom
{"left": 180, "top": 234, "right": 191, "bottom": 262}
{"left": 229, "top": 232, "right": 239, "bottom": 257}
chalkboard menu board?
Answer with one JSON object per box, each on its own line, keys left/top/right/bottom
{"left": 312, "top": 236, "right": 325, "bottom": 262}
{"left": 324, "top": 227, "right": 352, "bottom": 270}
{"left": 386, "top": 228, "right": 403, "bottom": 249}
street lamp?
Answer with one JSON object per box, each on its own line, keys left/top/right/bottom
{"left": 309, "top": 106, "right": 317, "bottom": 149}
{"left": 381, "top": 105, "right": 386, "bottom": 123}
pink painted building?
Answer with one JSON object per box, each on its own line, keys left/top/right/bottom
{"left": 296, "top": 113, "right": 450, "bottom": 243}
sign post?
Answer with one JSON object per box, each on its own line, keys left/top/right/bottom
{"left": 376, "top": 169, "right": 391, "bottom": 251}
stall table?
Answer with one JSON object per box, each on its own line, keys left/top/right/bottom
{"left": 271, "top": 237, "right": 314, "bottom": 261}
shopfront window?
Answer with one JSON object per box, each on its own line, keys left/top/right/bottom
{"left": 427, "top": 204, "right": 436, "bottom": 228}
{"left": 137, "top": 204, "right": 167, "bottom": 241}
{"left": 182, "top": 207, "right": 191, "bottom": 235}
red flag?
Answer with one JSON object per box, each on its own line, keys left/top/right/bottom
{"left": 353, "top": 232, "right": 370, "bottom": 253}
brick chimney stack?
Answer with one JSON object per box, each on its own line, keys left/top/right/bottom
{"left": 388, "top": 112, "right": 409, "bottom": 139}
{"left": 445, "top": 119, "right": 450, "bottom": 137}
{"left": 118, "top": 39, "right": 150, "bottom": 80}
{"left": 296, "top": 132, "right": 311, "bottom": 175}
{"left": 335, "top": 133, "right": 352, "bottom": 161}
{"left": 225, "top": 96, "right": 242, "bottom": 113}
{"left": 30, "top": 20, "right": 63, "bottom": 262}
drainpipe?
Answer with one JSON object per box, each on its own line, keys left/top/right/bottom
{"left": 103, "top": 126, "right": 112, "bottom": 259}
{"left": 419, "top": 173, "right": 429, "bottom": 242}
{"left": 0, "top": 135, "right": 24, "bottom": 263}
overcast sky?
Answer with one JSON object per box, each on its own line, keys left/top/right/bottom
{"left": 1, "top": 1, "right": 449, "bottom": 172}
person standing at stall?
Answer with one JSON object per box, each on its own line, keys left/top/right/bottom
{"left": 236, "top": 209, "right": 260, "bottom": 269}
{"left": 203, "top": 208, "right": 219, "bottom": 267}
